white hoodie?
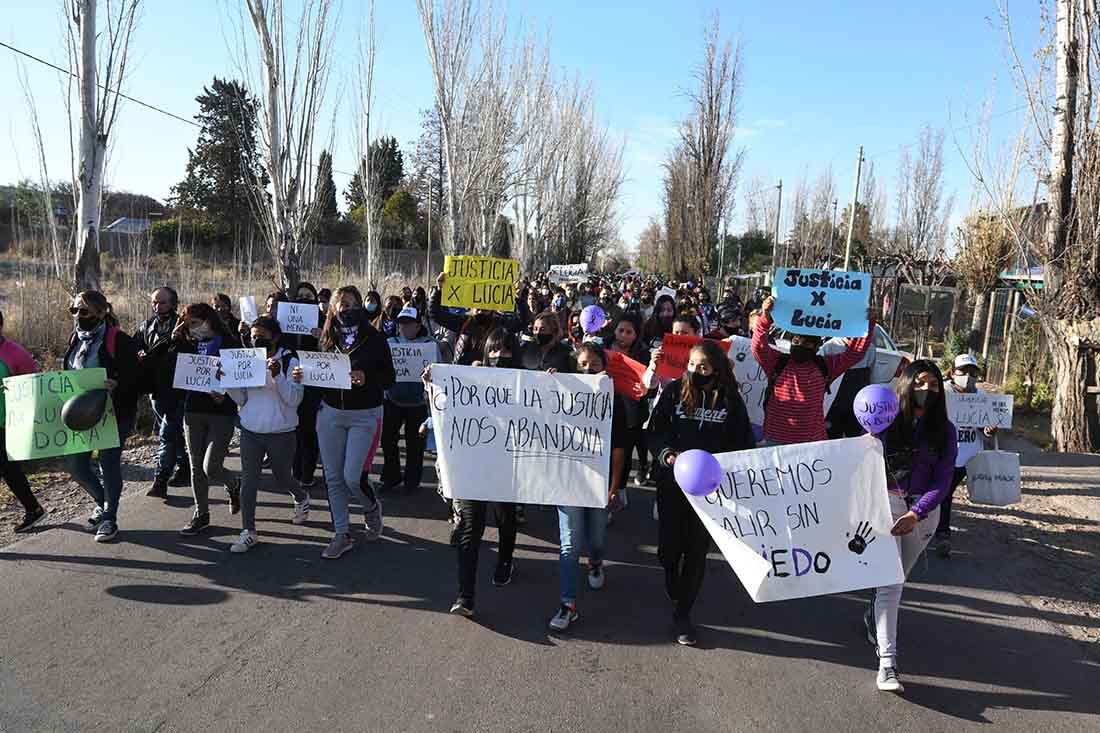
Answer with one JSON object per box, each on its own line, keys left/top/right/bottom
{"left": 226, "top": 347, "right": 304, "bottom": 434}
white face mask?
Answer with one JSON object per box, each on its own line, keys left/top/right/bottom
{"left": 953, "top": 374, "right": 976, "bottom": 391}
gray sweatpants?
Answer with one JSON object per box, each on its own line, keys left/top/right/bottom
{"left": 183, "top": 412, "right": 237, "bottom": 514}
{"left": 239, "top": 428, "right": 307, "bottom": 531}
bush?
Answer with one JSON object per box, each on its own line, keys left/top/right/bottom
{"left": 149, "top": 216, "right": 232, "bottom": 251}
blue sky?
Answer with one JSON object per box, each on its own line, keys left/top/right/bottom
{"left": 1, "top": 1, "right": 1038, "bottom": 250}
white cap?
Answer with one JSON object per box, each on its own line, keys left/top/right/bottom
{"left": 396, "top": 306, "right": 419, "bottom": 322}
{"left": 954, "top": 354, "right": 978, "bottom": 369}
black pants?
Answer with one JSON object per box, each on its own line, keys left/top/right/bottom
{"left": 620, "top": 424, "right": 648, "bottom": 487}
{"left": 657, "top": 475, "right": 711, "bottom": 618}
{"left": 380, "top": 401, "right": 429, "bottom": 490}
{"left": 293, "top": 394, "right": 321, "bottom": 484}
{"left": 0, "top": 430, "right": 39, "bottom": 513}
{"left": 827, "top": 367, "right": 872, "bottom": 438}
{"left": 454, "top": 499, "right": 517, "bottom": 604}
{"left": 937, "top": 467, "right": 968, "bottom": 536}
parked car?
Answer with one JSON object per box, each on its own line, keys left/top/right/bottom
{"left": 773, "top": 323, "right": 912, "bottom": 385}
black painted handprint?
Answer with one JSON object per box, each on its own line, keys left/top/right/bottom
{"left": 847, "top": 521, "right": 876, "bottom": 555}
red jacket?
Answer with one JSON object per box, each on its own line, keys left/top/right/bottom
{"left": 752, "top": 313, "right": 873, "bottom": 444}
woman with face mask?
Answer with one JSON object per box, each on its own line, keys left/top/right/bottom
{"left": 295, "top": 286, "right": 396, "bottom": 559}
{"left": 642, "top": 295, "right": 677, "bottom": 351}
{"left": 222, "top": 316, "right": 307, "bottom": 552}
{"left": 364, "top": 291, "right": 383, "bottom": 322}
{"left": 423, "top": 328, "right": 519, "bottom": 617}
{"left": 429, "top": 272, "right": 524, "bottom": 365}
{"left": 547, "top": 343, "right": 628, "bottom": 632}
{"left": 608, "top": 313, "right": 652, "bottom": 489}
{"left": 649, "top": 339, "right": 755, "bottom": 646}
{"left": 933, "top": 354, "right": 996, "bottom": 558}
{"left": 520, "top": 313, "right": 574, "bottom": 373}
{"left": 378, "top": 305, "right": 438, "bottom": 494}
{"left": 281, "top": 282, "right": 324, "bottom": 493}
{"left": 865, "top": 360, "right": 958, "bottom": 693}
{"left": 374, "top": 295, "right": 403, "bottom": 338}
{"left": 753, "top": 295, "right": 874, "bottom": 446}
{"left": 172, "top": 303, "right": 242, "bottom": 536}
{"left": 61, "top": 292, "right": 140, "bottom": 542}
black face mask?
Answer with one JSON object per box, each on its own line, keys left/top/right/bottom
{"left": 690, "top": 371, "right": 714, "bottom": 389}
{"left": 571, "top": 326, "right": 584, "bottom": 340}
{"left": 536, "top": 333, "right": 554, "bottom": 346}
{"left": 486, "top": 356, "right": 514, "bottom": 368}
{"left": 77, "top": 315, "right": 101, "bottom": 332}
{"left": 659, "top": 315, "right": 674, "bottom": 327}
{"left": 253, "top": 338, "right": 274, "bottom": 351}
{"left": 296, "top": 297, "right": 316, "bottom": 305}
{"left": 913, "top": 389, "right": 939, "bottom": 409}
{"left": 336, "top": 308, "right": 361, "bottom": 326}
{"left": 789, "top": 344, "right": 816, "bottom": 363}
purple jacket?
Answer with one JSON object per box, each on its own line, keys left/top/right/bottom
{"left": 884, "top": 421, "right": 959, "bottom": 519}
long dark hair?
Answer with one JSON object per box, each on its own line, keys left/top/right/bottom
{"left": 611, "top": 312, "right": 647, "bottom": 362}
{"left": 176, "top": 302, "right": 234, "bottom": 342}
{"left": 75, "top": 290, "right": 120, "bottom": 327}
{"left": 888, "top": 359, "right": 950, "bottom": 453}
{"left": 642, "top": 294, "right": 677, "bottom": 342}
{"left": 321, "top": 285, "right": 365, "bottom": 350}
{"left": 678, "top": 339, "right": 739, "bottom": 416}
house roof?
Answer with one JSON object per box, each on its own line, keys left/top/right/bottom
{"left": 103, "top": 217, "right": 151, "bottom": 234}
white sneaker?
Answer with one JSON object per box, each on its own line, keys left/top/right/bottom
{"left": 292, "top": 498, "right": 311, "bottom": 525}
{"left": 587, "top": 564, "right": 605, "bottom": 590}
{"left": 230, "top": 530, "right": 258, "bottom": 553}
{"left": 548, "top": 603, "right": 578, "bottom": 632}
{"left": 877, "top": 666, "right": 905, "bottom": 693}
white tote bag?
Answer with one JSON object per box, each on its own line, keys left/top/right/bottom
{"left": 965, "top": 450, "right": 1022, "bottom": 506}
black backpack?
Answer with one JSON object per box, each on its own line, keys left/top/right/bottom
{"left": 762, "top": 354, "right": 831, "bottom": 409}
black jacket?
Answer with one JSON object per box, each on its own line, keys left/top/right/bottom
{"left": 429, "top": 289, "right": 528, "bottom": 365}
{"left": 320, "top": 315, "right": 396, "bottom": 411}
{"left": 520, "top": 341, "right": 574, "bottom": 373}
{"left": 172, "top": 334, "right": 242, "bottom": 416}
{"left": 649, "top": 380, "right": 755, "bottom": 474}
{"left": 63, "top": 325, "right": 141, "bottom": 421}
{"left": 132, "top": 312, "right": 178, "bottom": 402}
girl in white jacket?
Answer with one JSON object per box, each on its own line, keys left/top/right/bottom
{"left": 224, "top": 316, "right": 307, "bottom": 553}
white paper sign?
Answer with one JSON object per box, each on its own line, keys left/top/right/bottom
{"left": 218, "top": 347, "right": 267, "bottom": 388}
{"left": 427, "top": 364, "right": 612, "bottom": 508}
{"left": 726, "top": 336, "right": 840, "bottom": 427}
{"left": 657, "top": 286, "right": 677, "bottom": 303}
{"left": 239, "top": 296, "right": 258, "bottom": 325}
{"left": 946, "top": 391, "right": 1014, "bottom": 429}
{"left": 297, "top": 351, "right": 351, "bottom": 389}
{"left": 172, "top": 353, "right": 221, "bottom": 393}
{"left": 276, "top": 301, "right": 319, "bottom": 336}
{"left": 390, "top": 342, "right": 440, "bottom": 383}
{"left": 687, "top": 435, "right": 904, "bottom": 603}
{"left": 548, "top": 263, "right": 589, "bottom": 284}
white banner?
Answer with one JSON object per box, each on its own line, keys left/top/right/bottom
{"left": 276, "top": 301, "right": 319, "bottom": 335}
{"left": 296, "top": 351, "right": 351, "bottom": 389}
{"left": 172, "top": 354, "right": 221, "bottom": 393}
{"left": 657, "top": 286, "right": 677, "bottom": 303}
{"left": 687, "top": 435, "right": 904, "bottom": 603}
{"left": 726, "top": 336, "right": 840, "bottom": 427}
{"left": 239, "top": 296, "right": 258, "bottom": 325}
{"left": 428, "top": 365, "right": 612, "bottom": 508}
{"left": 946, "top": 391, "right": 1013, "bottom": 429}
{"left": 390, "top": 342, "right": 440, "bottom": 383}
{"left": 548, "top": 263, "right": 589, "bottom": 284}
{"left": 218, "top": 348, "right": 267, "bottom": 388}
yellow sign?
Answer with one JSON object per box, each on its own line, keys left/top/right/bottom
{"left": 441, "top": 256, "right": 519, "bottom": 312}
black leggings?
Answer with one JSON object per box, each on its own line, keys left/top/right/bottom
{"left": 454, "top": 499, "right": 517, "bottom": 604}
{"left": 657, "top": 475, "right": 711, "bottom": 618}
{"left": 937, "top": 467, "right": 968, "bottom": 535}
{"left": 0, "top": 431, "right": 39, "bottom": 512}
{"left": 618, "top": 424, "right": 648, "bottom": 488}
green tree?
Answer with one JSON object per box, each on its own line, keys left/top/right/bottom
{"left": 315, "top": 149, "right": 339, "bottom": 222}
{"left": 170, "top": 77, "right": 266, "bottom": 233}
{"left": 344, "top": 136, "right": 405, "bottom": 213}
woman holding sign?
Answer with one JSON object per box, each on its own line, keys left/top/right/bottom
{"left": 173, "top": 304, "right": 242, "bottom": 536}
{"left": 63, "top": 291, "right": 140, "bottom": 543}
{"left": 866, "top": 360, "right": 958, "bottom": 693}
{"left": 649, "top": 339, "right": 755, "bottom": 646}
{"left": 303, "top": 286, "right": 396, "bottom": 560}
{"left": 379, "top": 306, "right": 437, "bottom": 493}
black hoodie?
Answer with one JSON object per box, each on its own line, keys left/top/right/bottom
{"left": 320, "top": 311, "right": 396, "bottom": 411}
{"left": 649, "top": 380, "right": 755, "bottom": 473}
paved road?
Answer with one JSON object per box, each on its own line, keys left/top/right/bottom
{"left": 0, "top": 448, "right": 1096, "bottom": 732}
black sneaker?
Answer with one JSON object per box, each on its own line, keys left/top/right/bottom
{"left": 227, "top": 480, "right": 241, "bottom": 515}
{"left": 146, "top": 476, "right": 169, "bottom": 498}
{"left": 449, "top": 597, "right": 474, "bottom": 617}
{"left": 168, "top": 468, "right": 191, "bottom": 488}
{"left": 674, "top": 615, "right": 697, "bottom": 646}
{"left": 14, "top": 506, "right": 47, "bottom": 533}
{"left": 934, "top": 530, "right": 951, "bottom": 558}
{"left": 492, "top": 560, "right": 515, "bottom": 587}
{"left": 180, "top": 511, "right": 211, "bottom": 536}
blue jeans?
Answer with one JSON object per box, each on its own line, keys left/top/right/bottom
{"left": 65, "top": 415, "right": 134, "bottom": 522}
{"left": 317, "top": 403, "right": 382, "bottom": 534}
{"left": 152, "top": 398, "right": 186, "bottom": 479}
{"left": 557, "top": 505, "right": 608, "bottom": 605}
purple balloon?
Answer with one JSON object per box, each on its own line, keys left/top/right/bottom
{"left": 853, "top": 384, "right": 899, "bottom": 435}
{"left": 580, "top": 305, "right": 606, "bottom": 334}
{"left": 674, "top": 449, "right": 724, "bottom": 497}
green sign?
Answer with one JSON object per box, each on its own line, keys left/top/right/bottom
{"left": 3, "top": 368, "right": 120, "bottom": 460}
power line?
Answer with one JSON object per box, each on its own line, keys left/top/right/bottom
{"left": 2, "top": 39, "right": 359, "bottom": 178}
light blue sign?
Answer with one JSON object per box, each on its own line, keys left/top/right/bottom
{"left": 771, "top": 268, "right": 871, "bottom": 338}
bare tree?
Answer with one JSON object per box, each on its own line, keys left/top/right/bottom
{"left": 355, "top": 0, "right": 381, "bottom": 286}
{"left": 65, "top": 0, "right": 140, "bottom": 291}
{"left": 239, "top": 0, "right": 334, "bottom": 290}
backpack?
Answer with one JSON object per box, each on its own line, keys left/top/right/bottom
{"left": 762, "top": 353, "right": 831, "bottom": 409}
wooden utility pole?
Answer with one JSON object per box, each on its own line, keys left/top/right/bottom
{"left": 842, "top": 145, "right": 864, "bottom": 271}
{"left": 769, "top": 179, "right": 782, "bottom": 284}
